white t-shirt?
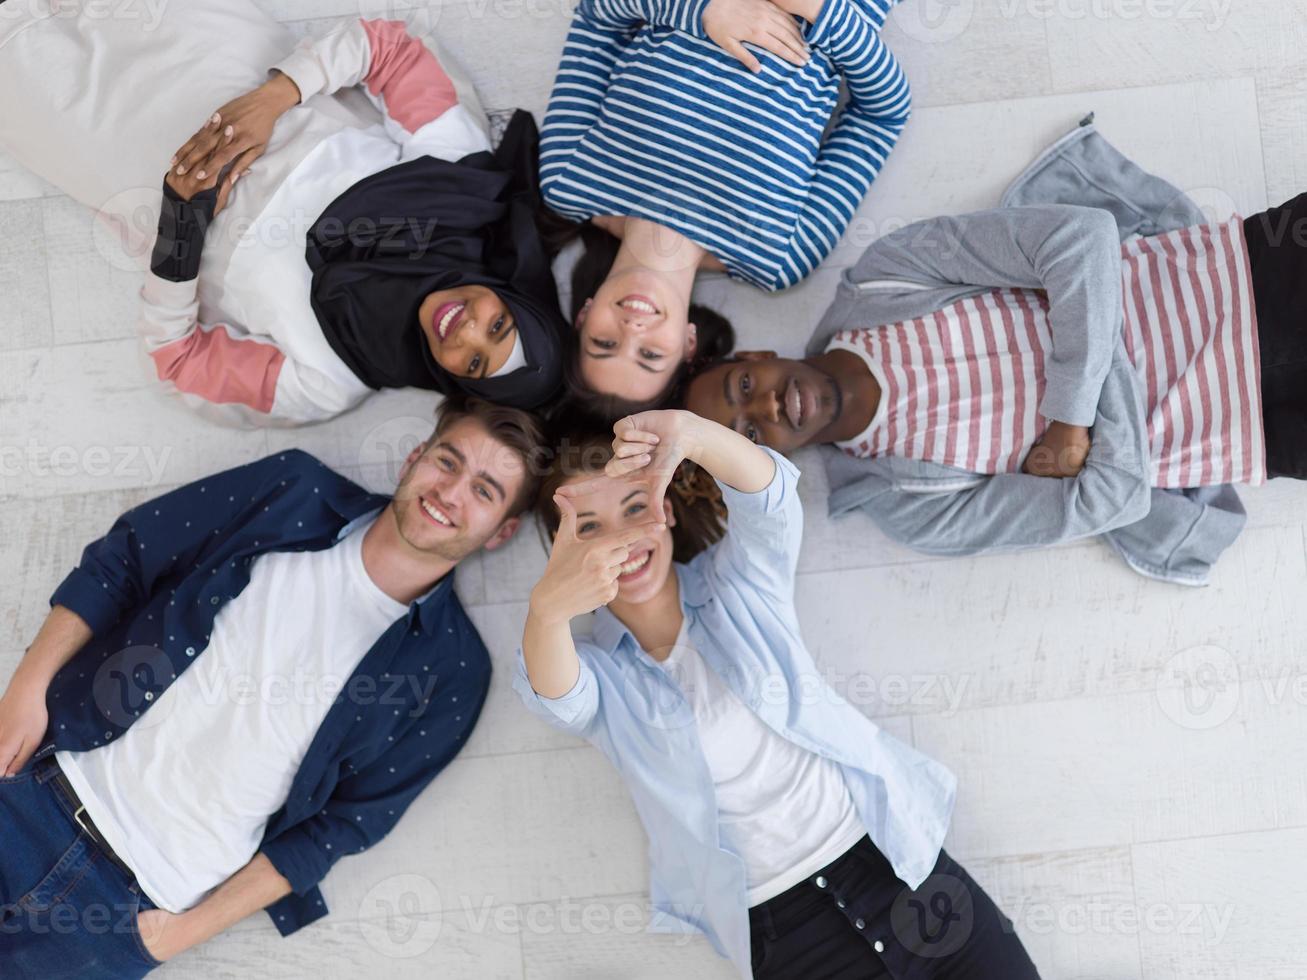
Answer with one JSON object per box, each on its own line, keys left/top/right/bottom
{"left": 57, "top": 516, "right": 407, "bottom": 913}
{"left": 657, "top": 620, "right": 867, "bottom": 906}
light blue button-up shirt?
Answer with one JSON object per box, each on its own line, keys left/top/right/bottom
{"left": 513, "top": 449, "right": 956, "bottom": 978}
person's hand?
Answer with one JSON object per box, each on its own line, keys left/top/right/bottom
{"left": 603, "top": 410, "right": 702, "bottom": 514}
{"left": 163, "top": 160, "right": 249, "bottom": 217}
{"left": 768, "top": 0, "right": 824, "bottom": 25}
{"left": 530, "top": 493, "right": 664, "bottom": 623}
{"left": 703, "top": 0, "right": 810, "bottom": 72}
{"left": 168, "top": 72, "right": 301, "bottom": 196}
{"left": 0, "top": 676, "right": 49, "bottom": 776}
{"left": 1023, "top": 421, "right": 1092, "bottom": 478}
{"left": 137, "top": 908, "right": 193, "bottom": 962}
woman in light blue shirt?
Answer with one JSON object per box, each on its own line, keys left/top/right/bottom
{"left": 514, "top": 410, "right": 1040, "bottom": 978}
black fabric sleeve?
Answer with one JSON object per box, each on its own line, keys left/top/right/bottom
{"left": 150, "top": 179, "right": 219, "bottom": 282}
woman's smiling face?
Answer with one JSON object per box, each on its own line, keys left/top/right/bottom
{"left": 576, "top": 268, "right": 697, "bottom": 403}
{"left": 558, "top": 471, "right": 676, "bottom": 606}
{"left": 419, "top": 284, "right": 519, "bottom": 379}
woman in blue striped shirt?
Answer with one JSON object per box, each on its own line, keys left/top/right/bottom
{"left": 540, "top": 0, "right": 912, "bottom": 412}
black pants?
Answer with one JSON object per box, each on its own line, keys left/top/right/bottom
{"left": 1245, "top": 193, "right": 1307, "bottom": 479}
{"left": 748, "top": 838, "right": 1040, "bottom": 980}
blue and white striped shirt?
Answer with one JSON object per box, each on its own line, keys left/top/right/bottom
{"left": 540, "top": 0, "right": 911, "bottom": 291}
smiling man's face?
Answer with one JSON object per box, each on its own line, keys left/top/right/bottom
{"left": 684, "top": 353, "right": 843, "bottom": 454}
{"left": 392, "top": 417, "right": 528, "bottom": 561}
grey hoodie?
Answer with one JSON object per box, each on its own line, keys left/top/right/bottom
{"left": 805, "top": 121, "right": 1249, "bottom": 586}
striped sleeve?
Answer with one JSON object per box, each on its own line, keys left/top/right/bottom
{"left": 584, "top": 0, "right": 713, "bottom": 34}
{"left": 771, "top": 0, "right": 910, "bottom": 291}
{"left": 539, "top": 0, "right": 711, "bottom": 214}
{"left": 539, "top": 10, "right": 634, "bottom": 214}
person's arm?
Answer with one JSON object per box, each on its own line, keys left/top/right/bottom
{"left": 0, "top": 453, "right": 319, "bottom": 775}
{"left": 258, "top": 651, "right": 490, "bottom": 921}
{"left": 603, "top": 411, "right": 802, "bottom": 597}
{"left": 840, "top": 205, "right": 1125, "bottom": 429}
{"left": 519, "top": 496, "right": 660, "bottom": 715}
{"left": 760, "top": 0, "right": 911, "bottom": 291}
{"left": 836, "top": 343, "right": 1154, "bottom": 554}
{"left": 136, "top": 855, "right": 292, "bottom": 963}
{"left": 274, "top": 19, "right": 490, "bottom": 163}
{"left": 141, "top": 179, "right": 366, "bottom": 427}
{"left": 605, "top": 409, "right": 776, "bottom": 497}
{"left": 46, "top": 452, "right": 317, "bottom": 639}
{"left": 588, "top": 0, "right": 809, "bottom": 71}
{"left": 0, "top": 606, "right": 92, "bottom": 775}
{"left": 538, "top": 6, "right": 639, "bottom": 216}
{"left": 538, "top": 0, "right": 810, "bottom": 216}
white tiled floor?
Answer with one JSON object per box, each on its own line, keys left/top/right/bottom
{"left": 1, "top": 1, "right": 1304, "bottom": 977}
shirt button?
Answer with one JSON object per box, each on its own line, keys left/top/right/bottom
{"left": 814, "top": 876, "right": 827, "bottom": 890}
{"left": 210, "top": 596, "right": 220, "bottom": 605}
{"left": 854, "top": 918, "right": 865, "bottom": 930}
{"left": 873, "top": 940, "right": 884, "bottom": 953}
{"left": 836, "top": 899, "right": 846, "bottom": 909}
{"left": 185, "top": 647, "right": 196, "bottom": 657}
{"left": 144, "top": 692, "right": 154, "bottom": 701}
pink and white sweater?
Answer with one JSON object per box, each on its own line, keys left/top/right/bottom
{"left": 140, "top": 19, "right": 492, "bottom": 427}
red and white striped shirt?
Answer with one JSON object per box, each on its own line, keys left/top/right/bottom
{"left": 828, "top": 217, "right": 1266, "bottom": 488}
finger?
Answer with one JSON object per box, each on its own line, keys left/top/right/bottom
{"left": 612, "top": 440, "right": 654, "bottom": 460}
{"left": 757, "top": 24, "right": 808, "bottom": 66}
{"left": 8, "top": 737, "right": 33, "bottom": 777}
{"left": 1022, "top": 446, "right": 1054, "bottom": 476}
{"left": 0, "top": 737, "right": 16, "bottom": 777}
{"left": 724, "top": 38, "right": 762, "bottom": 73}
{"left": 555, "top": 475, "right": 611, "bottom": 499}
{"left": 615, "top": 427, "right": 659, "bottom": 447}
{"left": 196, "top": 127, "right": 259, "bottom": 181}
{"left": 553, "top": 492, "right": 579, "bottom": 538}
{"left": 605, "top": 521, "right": 666, "bottom": 554}
{"left": 175, "top": 114, "right": 224, "bottom": 176}
{"left": 212, "top": 146, "right": 261, "bottom": 215}
{"left": 604, "top": 453, "right": 653, "bottom": 479}
{"left": 641, "top": 468, "right": 673, "bottom": 520}
{"left": 612, "top": 414, "right": 647, "bottom": 442}
{"left": 179, "top": 123, "right": 234, "bottom": 177}
{"left": 764, "top": 22, "right": 809, "bottom": 65}
{"left": 169, "top": 112, "right": 220, "bottom": 169}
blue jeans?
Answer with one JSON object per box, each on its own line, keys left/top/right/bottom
{"left": 0, "top": 756, "right": 162, "bottom": 979}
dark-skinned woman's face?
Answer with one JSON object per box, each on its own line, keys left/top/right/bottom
{"left": 419, "top": 284, "right": 519, "bottom": 378}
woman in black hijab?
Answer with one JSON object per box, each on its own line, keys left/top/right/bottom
{"left": 306, "top": 111, "right": 564, "bottom": 408}
{"left": 15, "top": 10, "right": 569, "bottom": 424}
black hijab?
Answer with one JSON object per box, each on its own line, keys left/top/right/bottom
{"left": 305, "top": 110, "right": 564, "bottom": 408}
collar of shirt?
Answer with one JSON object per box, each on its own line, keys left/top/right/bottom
{"left": 336, "top": 506, "right": 457, "bottom": 635}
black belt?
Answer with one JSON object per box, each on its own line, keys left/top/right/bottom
{"left": 48, "top": 760, "right": 137, "bottom": 882}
